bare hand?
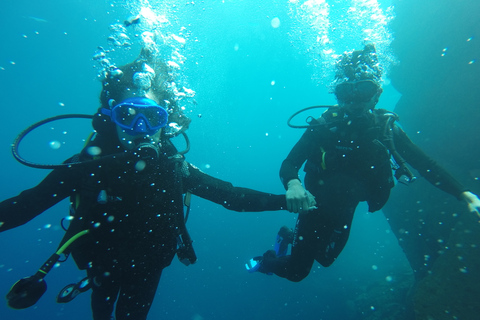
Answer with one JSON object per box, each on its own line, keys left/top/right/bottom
{"left": 286, "top": 180, "right": 317, "bottom": 214}
{"left": 461, "top": 191, "right": 480, "bottom": 218}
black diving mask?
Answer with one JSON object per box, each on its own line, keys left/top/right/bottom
{"left": 335, "top": 80, "right": 380, "bottom": 103}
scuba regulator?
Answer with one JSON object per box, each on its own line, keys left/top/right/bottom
{"left": 6, "top": 230, "right": 89, "bottom": 309}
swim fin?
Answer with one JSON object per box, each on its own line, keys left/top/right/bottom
{"left": 274, "top": 226, "right": 293, "bottom": 257}
{"left": 246, "top": 226, "right": 293, "bottom": 274}
{"left": 245, "top": 257, "right": 262, "bottom": 273}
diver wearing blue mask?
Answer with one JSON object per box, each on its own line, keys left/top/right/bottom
{"left": 103, "top": 97, "right": 169, "bottom": 136}
{"left": 0, "top": 57, "right": 286, "bottom": 320}
{"left": 101, "top": 96, "right": 168, "bottom": 150}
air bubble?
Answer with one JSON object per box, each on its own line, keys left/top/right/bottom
{"left": 271, "top": 17, "right": 281, "bottom": 28}
{"left": 49, "top": 141, "right": 61, "bottom": 149}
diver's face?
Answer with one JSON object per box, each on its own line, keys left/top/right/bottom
{"left": 334, "top": 80, "right": 382, "bottom": 116}
{"left": 115, "top": 89, "right": 164, "bottom": 150}
{"left": 339, "top": 94, "right": 380, "bottom": 116}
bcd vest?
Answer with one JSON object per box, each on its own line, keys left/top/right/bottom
{"left": 304, "top": 107, "right": 398, "bottom": 212}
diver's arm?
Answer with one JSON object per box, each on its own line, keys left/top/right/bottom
{"left": 0, "top": 166, "right": 77, "bottom": 232}
{"left": 0, "top": 151, "right": 137, "bottom": 232}
{"left": 393, "top": 125, "right": 468, "bottom": 198}
{"left": 280, "top": 127, "right": 318, "bottom": 213}
{"left": 185, "top": 163, "right": 286, "bottom": 212}
{"left": 279, "top": 128, "right": 315, "bottom": 189}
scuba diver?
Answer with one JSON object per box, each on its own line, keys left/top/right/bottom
{"left": 0, "top": 52, "right": 287, "bottom": 320}
{"left": 246, "top": 43, "right": 480, "bottom": 282}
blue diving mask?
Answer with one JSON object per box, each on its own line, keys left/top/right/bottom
{"left": 102, "top": 97, "right": 168, "bottom": 135}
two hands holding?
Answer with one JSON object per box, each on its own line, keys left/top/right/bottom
{"left": 285, "top": 179, "right": 317, "bottom": 214}
{"left": 461, "top": 191, "right": 480, "bottom": 218}
{"left": 286, "top": 179, "right": 480, "bottom": 218}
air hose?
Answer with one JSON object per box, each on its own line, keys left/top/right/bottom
{"left": 6, "top": 230, "right": 90, "bottom": 309}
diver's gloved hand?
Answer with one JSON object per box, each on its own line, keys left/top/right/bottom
{"left": 460, "top": 191, "right": 480, "bottom": 218}
{"left": 286, "top": 179, "right": 317, "bottom": 214}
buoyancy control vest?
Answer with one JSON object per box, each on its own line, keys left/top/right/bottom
{"left": 304, "top": 107, "right": 401, "bottom": 212}
{"left": 60, "top": 134, "right": 197, "bottom": 269}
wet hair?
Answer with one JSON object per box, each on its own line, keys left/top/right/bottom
{"left": 334, "top": 43, "right": 382, "bottom": 84}
{"left": 99, "top": 57, "right": 172, "bottom": 109}
{"left": 93, "top": 51, "right": 191, "bottom": 137}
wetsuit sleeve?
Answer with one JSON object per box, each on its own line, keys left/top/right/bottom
{"left": 0, "top": 152, "right": 132, "bottom": 232}
{"left": 393, "top": 125, "right": 467, "bottom": 199}
{"left": 279, "top": 127, "right": 317, "bottom": 189}
{"left": 184, "top": 163, "right": 286, "bottom": 212}
{"left": 0, "top": 165, "right": 78, "bottom": 232}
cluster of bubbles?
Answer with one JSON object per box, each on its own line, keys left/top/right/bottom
{"left": 287, "top": 0, "right": 396, "bottom": 86}
{"left": 93, "top": 3, "right": 196, "bottom": 118}
{"left": 333, "top": 42, "right": 382, "bottom": 82}
{"left": 328, "top": 40, "right": 383, "bottom": 92}
{"left": 108, "top": 23, "right": 132, "bottom": 48}
{"left": 91, "top": 23, "right": 135, "bottom": 89}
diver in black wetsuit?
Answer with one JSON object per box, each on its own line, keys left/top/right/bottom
{"left": 246, "top": 43, "right": 480, "bottom": 282}
{"left": 0, "top": 56, "right": 286, "bottom": 320}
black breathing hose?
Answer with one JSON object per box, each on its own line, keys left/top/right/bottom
{"left": 287, "top": 106, "right": 334, "bottom": 128}
{"left": 12, "top": 114, "right": 94, "bottom": 169}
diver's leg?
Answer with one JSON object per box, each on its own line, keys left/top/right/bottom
{"left": 114, "top": 266, "right": 163, "bottom": 320}
{"left": 275, "top": 225, "right": 294, "bottom": 257}
{"left": 259, "top": 213, "right": 318, "bottom": 282}
{"left": 114, "top": 239, "right": 177, "bottom": 320}
{"left": 305, "top": 172, "right": 363, "bottom": 267}
{"left": 89, "top": 269, "right": 119, "bottom": 320}
{"left": 315, "top": 198, "right": 358, "bottom": 267}
{"left": 260, "top": 197, "right": 359, "bottom": 280}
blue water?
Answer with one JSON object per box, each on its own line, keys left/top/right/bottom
{"left": 1, "top": 1, "right": 411, "bottom": 319}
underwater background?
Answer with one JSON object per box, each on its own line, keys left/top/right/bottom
{"left": 0, "top": 0, "right": 479, "bottom": 319}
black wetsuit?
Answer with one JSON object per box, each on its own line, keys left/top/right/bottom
{"left": 264, "top": 107, "right": 466, "bottom": 282}
{"left": 0, "top": 136, "right": 285, "bottom": 320}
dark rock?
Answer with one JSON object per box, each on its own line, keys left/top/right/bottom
{"left": 383, "top": 0, "right": 480, "bottom": 319}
